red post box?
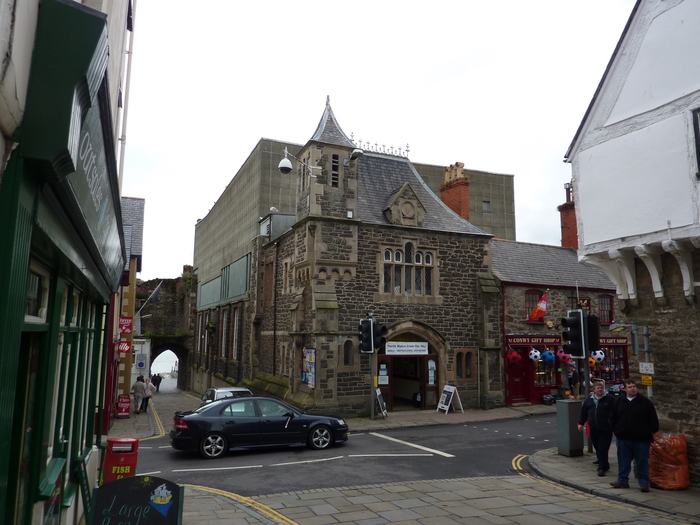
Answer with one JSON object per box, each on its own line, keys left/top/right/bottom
{"left": 116, "top": 394, "right": 131, "bottom": 418}
{"left": 101, "top": 438, "right": 139, "bottom": 485}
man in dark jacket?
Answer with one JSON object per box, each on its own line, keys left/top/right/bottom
{"left": 578, "top": 381, "right": 615, "bottom": 476}
{"left": 608, "top": 379, "right": 659, "bottom": 492}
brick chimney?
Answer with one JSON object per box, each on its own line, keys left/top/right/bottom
{"left": 440, "top": 162, "right": 470, "bottom": 221}
{"left": 558, "top": 182, "right": 578, "bottom": 249}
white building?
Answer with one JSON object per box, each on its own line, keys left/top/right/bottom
{"left": 565, "top": 0, "right": 700, "bottom": 484}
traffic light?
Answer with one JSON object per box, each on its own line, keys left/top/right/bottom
{"left": 561, "top": 309, "right": 586, "bottom": 358}
{"left": 373, "top": 323, "right": 388, "bottom": 351}
{"left": 587, "top": 315, "right": 600, "bottom": 354}
{"left": 359, "top": 319, "right": 373, "bottom": 353}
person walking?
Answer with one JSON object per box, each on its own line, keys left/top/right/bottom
{"left": 132, "top": 376, "right": 146, "bottom": 414}
{"left": 609, "top": 379, "right": 659, "bottom": 492}
{"left": 577, "top": 381, "right": 615, "bottom": 476}
{"left": 140, "top": 377, "right": 155, "bottom": 413}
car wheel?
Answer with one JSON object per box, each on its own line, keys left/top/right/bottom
{"left": 308, "top": 425, "right": 333, "bottom": 450}
{"left": 200, "top": 433, "right": 227, "bottom": 459}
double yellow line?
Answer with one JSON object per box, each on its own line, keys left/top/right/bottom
{"left": 139, "top": 401, "right": 166, "bottom": 441}
{"left": 185, "top": 484, "right": 299, "bottom": 525}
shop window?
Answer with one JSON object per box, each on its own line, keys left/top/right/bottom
{"left": 26, "top": 264, "right": 50, "bottom": 323}
{"left": 525, "top": 290, "right": 543, "bottom": 322}
{"left": 599, "top": 294, "right": 614, "bottom": 324}
{"left": 596, "top": 345, "right": 628, "bottom": 385}
{"left": 533, "top": 355, "right": 557, "bottom": 386}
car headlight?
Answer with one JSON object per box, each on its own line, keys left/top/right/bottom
{"left": 336, "top": 419, "right": 346, "bottom": 426}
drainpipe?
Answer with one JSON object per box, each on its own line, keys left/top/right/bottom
{"left": 501, "top": 281, "right": 508, "bottom": 404}
{"left": 272, "top": 242, "right": 279, "bottom": 377}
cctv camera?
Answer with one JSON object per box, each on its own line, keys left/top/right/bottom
{"left": 350, "top": 149, "right": 364, "bottom": 160}
{"left": 278, "top": 157, "right": 293, "bottom": 175}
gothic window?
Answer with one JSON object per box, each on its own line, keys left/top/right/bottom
{"left": 456, "top": 353, "right": 463, "bottom": 379}
{"left": 331, "top": 154, "right": 339, "bottom": 187}
{"left": 383, "top": 243, "right": 435, "bottom": 296}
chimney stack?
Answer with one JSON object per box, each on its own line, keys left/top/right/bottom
{"left": 558, "top": 181, "right": 578, "bottom": 249}
{"left": 440, "top": 162, "right": 470, "bottom": 221}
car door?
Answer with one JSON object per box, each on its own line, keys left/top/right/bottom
{"left": 219, "top": 399, "right": 262, "bottom": 446}
{"left": 256, "top": 399, "right": 304, "bottom": 444}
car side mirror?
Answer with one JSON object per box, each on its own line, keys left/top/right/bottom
{"left": 285, "top": 411, "right": 295, "bottom": 418}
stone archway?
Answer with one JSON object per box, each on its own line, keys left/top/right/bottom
{"left": 149, "top": 336, "right": 191, "bottom": 391}
{"left": 381, "top": 319, "right": 449, "bottom": 409}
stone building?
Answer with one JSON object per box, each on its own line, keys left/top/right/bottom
{"left": 490, "top": 240, "right": 621, "bottom": 405}
{"left": 192, "top": 99, "right": 504, "bottom": 414}
{"left": 564, "top": 0, "right": 700, "bottom": 482}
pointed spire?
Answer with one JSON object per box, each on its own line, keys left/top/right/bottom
{"left": 308, "top": 96, "right": 356, "bottom": 149}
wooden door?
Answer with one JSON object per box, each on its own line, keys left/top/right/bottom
{"left": 506, "top": 347, "right": 529, "bottom": 404}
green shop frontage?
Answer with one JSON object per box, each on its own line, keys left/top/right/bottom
{"left": 0, "top": 1, "right": 125, "bottom": 524}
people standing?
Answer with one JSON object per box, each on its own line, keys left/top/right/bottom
{"left": 141, "top": 377, "right": 154, "bottom": 413}
{"left": 609, "top": 379, "right": 659, "bottom": 492}
{"left": 578, "top": 381, "right": 615, "bottom": 476}
{"left": 154, "top": 373, "right": 162, "bottom": 392}
{"left": 132, "top": 376, "right": 146, "bottom": 414}
{"left": 567, "top": 363, "right": 580, "bottom": 400}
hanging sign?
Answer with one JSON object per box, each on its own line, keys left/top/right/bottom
{"left": 118, "top": 341, "right": 131, "bottom": 355}
{"left": 119, "top": 317, "right": 133, "bottom": 334}
{"left": 385, "top": 342, "right": 428, "bottom": 355}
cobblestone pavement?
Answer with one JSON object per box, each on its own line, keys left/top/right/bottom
{"left": 105, "top": 380, "right": 700, "bottom": 525}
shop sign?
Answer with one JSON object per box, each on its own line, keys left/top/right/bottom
{"left": 601, "top": 337, "right": 627, "bottom": 345}
{"left": 118, "top": 340, "right": 131, "bottom": 354}
{"left": 385, "top": 342, "right": 429, "bottom": 355}
{"left": 119, "top": 317, "right": 133, "bottom": 334}
{"left": 506, "top": 335, "right": 561, "bottom": 345}
{"left": 67, "top": 103, "right": 124, "bottom": 287}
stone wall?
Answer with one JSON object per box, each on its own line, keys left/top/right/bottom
{"left": 627, "top": 253, "right": 700, "bottom": 484}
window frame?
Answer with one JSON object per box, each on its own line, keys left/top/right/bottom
{"left": 525, "top": 289, "right": 544, "bottom": 324}
{"left": 382, "top": 242, "right": 436, "bottom": 297}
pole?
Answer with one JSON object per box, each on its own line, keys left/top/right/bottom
{"left": 368, "top": 315, "right": 375, "bottom": 420}
{"left": 641, "top": 325, "right": 652, "bottom": 400}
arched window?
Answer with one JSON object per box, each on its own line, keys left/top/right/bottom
{"left": 456, "top": 353, "right": 464, "bottom": 379}
{"left": 343, "top": 340, "right": 353, "bottom": 367}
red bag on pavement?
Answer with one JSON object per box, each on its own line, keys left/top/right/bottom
{"left": 649, "top": 433, "right": 689, "bottom": 490}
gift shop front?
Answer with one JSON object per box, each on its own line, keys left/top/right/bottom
{"left": 504, "top": 335, "right": 566, "bottom": 405}
{"left": 589, "top": 336, "right": 630, "bottom": 391}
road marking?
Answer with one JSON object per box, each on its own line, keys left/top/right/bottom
{"left": 138, "top": 470, "right": 162, "bottom": 476}
{"left": 140, "top": 402, "right": 166, "bottom": 441}
{"left": 186, "top": 484, "right": 299, "bottom": 525}
{"left": 369, "top": 432, "right": 455, "bottom": 457}
{"left": 513, "top": 455, "right": 691, "bottom": 525}
{"left": 159, "top": 445, "right": 172, "bottom": 448}
{"left": 173, "top": 465, "right": 263, "bottom": 473}
{"left": 270, "top": 456, "right": 343, "bottom": 467}
{"left": 350, "top": 453, "right": 432, "bottom": 457}
{"left": 139, "top": 446, "right": 152, "bottom": 449}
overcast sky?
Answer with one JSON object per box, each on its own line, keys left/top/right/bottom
{"left": 121, "top": 0, "right": 637, "bottom": 282}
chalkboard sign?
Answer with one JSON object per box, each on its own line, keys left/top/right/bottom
{"left": 437, "top": 385, "right": 464, "bottom": 414}
{"left": 91, "top": 475, "right": 183, "bottom": 525}
{"left": 376, "top": 388, "right": 388, "bottom": 418}
{"left": 75, "top": 458, "right": 91, "bottom": 520}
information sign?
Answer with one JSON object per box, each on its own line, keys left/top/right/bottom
{"left": 639, "top": 362, "right": 654, "bottom": 375}
{"left": 437, "top": 385, "right": 464, "bottom": 414}
{"left": 641, "top": 375, "right": 653, "bottom": 386}
{"left": 385, "top": 342, "right": 429, "bottom": 355}
{"left": 376, "top": 388, "right": 388, "bottom": 418}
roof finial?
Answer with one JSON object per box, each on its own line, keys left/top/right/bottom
{"left": 326, "top": 95, "right": 330, "bottom": 106}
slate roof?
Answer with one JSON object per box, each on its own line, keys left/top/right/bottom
{"left": 357, "top": 152, "right": 490, "bottom": 236}
{"left": 121, "top": 196, "right": 145, "bottom": 272}
{"left": 491, "top": 239, "right": 614, "bottom": 290}
{"left": 308, "top": 97, "right": 356, "bottom": 149}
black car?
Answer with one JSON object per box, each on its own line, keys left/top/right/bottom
{"left": 169, "top": 396, "right": 349, "bottom": 459}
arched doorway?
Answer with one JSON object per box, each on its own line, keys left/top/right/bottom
{"left": 377, "top": 320, "right": 446, "bottom": 411}
{"left": 150, "top": 337, "right": 191, "bottom": 391}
